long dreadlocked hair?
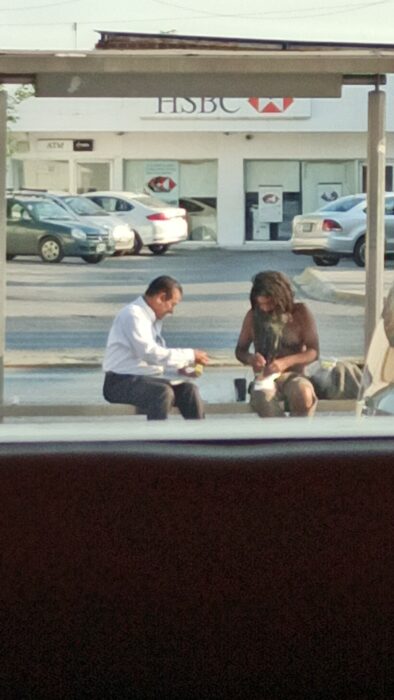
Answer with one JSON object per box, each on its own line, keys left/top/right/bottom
{"left": 250, "top": 271, "right": 295, "bottom": 362}
{"left": 250, "top": 271, "right": 294, "bottom": 314}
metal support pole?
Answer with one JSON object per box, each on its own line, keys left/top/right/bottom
{"left": 0, "top": 90, "right": 6, "bottom": 421}
{"left": 365, "top": 86, "right": 386, "bottom": 355}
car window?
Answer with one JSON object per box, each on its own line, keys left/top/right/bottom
{"left": 64, "top": 196, "right": 108, "bottom": 216}
{"left": 319, "top": 196, "right": 365, "bottom": 213}
{"left": 115, "top": 199, "right": 133, "bottom": 212}
{"left": 384, "top": 198, "right": 394, "bottom": 215}
{"left": 9, "top": 203, "right": 24, "bottom": 221}
{"left": 179, "top": 199, "right": 204, "bottom": 213}
{"left": 21, "top": 208, "right": 32, "bottom": 222}
{"left": 28, "top": 200, "right": 70, "bottom": 221}
{"left": 91, "top": 197, "right": 119, "bottom": 213}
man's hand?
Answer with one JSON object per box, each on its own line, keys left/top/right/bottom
{"left": 265, "top": 357, "right": 288, "bottom": 375}
{"left": 194, "top": 350, "right": 210, "bottom": 365}
{"left": 251, "top": 352, "right": 266, "bottom": 374}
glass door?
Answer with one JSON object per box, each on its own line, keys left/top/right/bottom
{"left": 76, "top": 161, "right": 111, "bottom": 193}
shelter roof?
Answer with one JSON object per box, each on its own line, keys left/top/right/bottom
{"left": 1, "top": 33, "right": 394, "bottom": 97}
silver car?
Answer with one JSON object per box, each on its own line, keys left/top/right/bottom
{"left": 57, "top": 195, "right": 136, "bottom": 254}
{"left": 291, "top": 193, "right": 394, "bottom": 267}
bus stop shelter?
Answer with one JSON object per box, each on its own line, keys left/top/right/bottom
{"left": 0, "top": 34, "right": 393, "bottom": 406}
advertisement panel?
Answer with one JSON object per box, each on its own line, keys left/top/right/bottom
{"left": 144, "top": 160, "right": 179, "bottom": 203}
{"left": 258, "top": 186, "right": 283, "bottom": 223}
{"left": 317, "top": 183, "right": 342, "bottom": 208}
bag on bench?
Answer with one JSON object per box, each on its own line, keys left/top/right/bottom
{"left": 310, "top": 360, "right": 363, "bottom": 400}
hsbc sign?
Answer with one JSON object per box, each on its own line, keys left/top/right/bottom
{"left": 248, "top": 97, "right": 294, "bottom": 113}
{"left": 153, "top": 97, "right": 311, "bottom": 119}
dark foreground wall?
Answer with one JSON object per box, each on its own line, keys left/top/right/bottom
{"left": 1, "top": 439, "right": 393, "bottom": 699}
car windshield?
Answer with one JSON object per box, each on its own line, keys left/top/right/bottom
{"left": 318, "top": 196, "right": 365, "bottom": 213}
{"left": 64, "top": 197, "right": 108, "bottom": 216}
{"left": 27, "top": 200, "right": 71, "bottom": 220}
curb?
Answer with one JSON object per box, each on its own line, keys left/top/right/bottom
{"left": 294, "top": 268, "right": 365, "bottom": 304}
{"left": 176, "top": 241, "right": 291, "bottom": 252}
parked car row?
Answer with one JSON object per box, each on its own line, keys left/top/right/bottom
{"left": 5, "top": 189, "right": 189, "bottom": 263}
{"left": 291, "top": 193, "right": 394, "bottom": 267}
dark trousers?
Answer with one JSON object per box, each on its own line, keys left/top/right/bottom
{"left": 103, "top": 372, "right": 205, "bottom": 420}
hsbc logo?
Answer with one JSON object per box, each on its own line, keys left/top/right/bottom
{"left": 248, "top": 97, "right": 294, "bottom": 113}
{"left": 154, "top": 97, "right": 310, "bottom": 119}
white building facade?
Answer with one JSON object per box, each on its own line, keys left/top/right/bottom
{"left": 9, "top": 78, "right": 394, "bottom": 246}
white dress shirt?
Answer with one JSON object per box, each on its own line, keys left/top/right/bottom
{"left": 103, "top": 295, "right": 195, "bottom": 377}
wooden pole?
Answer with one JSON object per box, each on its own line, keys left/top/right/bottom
{"left": 365, "top": 86, "right": 386, "bottom": 354}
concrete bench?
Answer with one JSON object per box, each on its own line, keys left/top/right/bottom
{"left": 0, "top": 399, "right": 357, "bottom": 418}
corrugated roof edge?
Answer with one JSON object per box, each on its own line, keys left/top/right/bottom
{"left": 94, "top": 30, "right": 394, "bottom": 52}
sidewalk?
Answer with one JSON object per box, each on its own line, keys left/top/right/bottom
{"left": 294, "top": 266, "right": 394, "bottom": 304}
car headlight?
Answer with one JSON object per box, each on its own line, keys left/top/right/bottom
{"left": 71, "top": 228, "right": 87, "bottom": 241}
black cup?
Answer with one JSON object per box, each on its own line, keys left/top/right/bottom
{"left": 234, "top": 377, "right": 247, "bottom": 402}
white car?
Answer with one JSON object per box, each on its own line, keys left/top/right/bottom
{"left": 83, "top": 191, "right": 188, "bottom": 255}
{"left": 178, "top": 197, "right": 217, "bottom": 241}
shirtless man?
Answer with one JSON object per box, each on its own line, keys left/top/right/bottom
{"left": 235, "top": 270, "right": 319, "bottom": 417}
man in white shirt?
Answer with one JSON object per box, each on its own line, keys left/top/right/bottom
{"left": 103, "top": 275, "right": 209, "bottom": 420}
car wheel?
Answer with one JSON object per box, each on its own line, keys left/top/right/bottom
{"left": 81, "top": 254, "right": 105, "bottom": 264}
{"left": 354, "top": 236, "right": 366, "bottom": 267}
{"left": 148, "top": 244, "right": 169, "bottom": 255}
{"left": 132, "top": 233, "right": 143, "bottom": 255}
{"left": 6, "top": 254, "right": 15, "bottom": 261}
{"left": 312, "top": 254, "right": 340, "bottom": 267}
{"left": 39, "top": 237, "right": 64, "bottom": 263}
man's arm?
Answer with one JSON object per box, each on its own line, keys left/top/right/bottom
{"left": 235, "top": 310, "right": 266, "bottom": 373}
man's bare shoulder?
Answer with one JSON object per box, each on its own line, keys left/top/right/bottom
{"left": 292, "top": 302, "right": 314, "bottom": 321}
{"left": 293, "top": 301, "right": 312, "bottom": 313}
